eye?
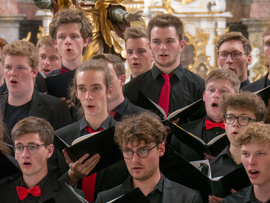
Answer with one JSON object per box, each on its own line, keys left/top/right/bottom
{"left": 265, "top": 42, "right": 270, "bottom": 47}
{"left": 152, "top": 40, "right": 160, "bottom": 44}
{"left": 232, "top": 52, "right": 241, "bottom": 57}
{"left": 16, "top": 146, "right": 24, "bottom": 151}
{"left": 28, "top": 145, "right": 37, "bottom": 151}
{"left": 138, "top": 49, "right": 146, "bottom": 54}
{"left": 126, "top": 50, "right": 133, "bottom": 55}
{"left": 167, "top": 39, "right": 173, "bottom": 43}
{"left": 40, "top": 54, "right": 46, "bottom": 59}
{"left": 239, "top": 117, "right": 249, "bottom": 121}
{"left": 258, "top": 153, "right": 265, "bottom": 156}
{"left": 242, "top": 152, "right": 249, "bottom": 157}
{"left": 220, "top": 52, "right": 228, "bottom": 57}
{"left": 4, "top": 65, "right": 11, "bottom": 70}
{"left": 78, "top": 87, "right": 86, "bottom": 92}
{"left": 17, "top": 66, "right": 24, "bottom": 70}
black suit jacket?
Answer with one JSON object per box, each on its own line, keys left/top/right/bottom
{"left": 0, "top": 174, "right": 83, "bottom": 203}
{"left": 113, "top": 98, "right": 145, "bottom": 121}
{"left": 241, "top": 73, "right": 269, "bottom": 92}
{"left": 0, "top": 89, "right": 72, "bottom": 132}
{"left": 96, "top": 175, "right": 203, "bottom": 203}
{"left": 48, "top": 119, "right": 129, "bottom": 200}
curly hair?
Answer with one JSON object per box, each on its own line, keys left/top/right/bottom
{"left": 114, "top": 112, "right": 167, "bottom": 150}
{"left": 49, "top": 9, "right": 93, "bottom": 55}
{"left": 2, "top": 40, "right": 38, "bottom": 70}
{"left": 220, "top": 91, "right": 267, "bottom": 122}
{"left": 236, "top": 123, "right": 270, "bottom": 145}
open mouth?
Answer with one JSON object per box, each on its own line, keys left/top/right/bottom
{"left": 249, "top": 169, "right": 260, "bottom": 178}
{"left": 23, "top": 161, "right": 32, "bottom": 166}
{"left": 10, "top": 79, "right": 18, "bottom": 84}
{"left": 231, "top": 131, "right": 238, "bottom": 137}
{"left": 43, "top": 68, "right": 50, "bottom": 73}
{"left": 211, "top": 102, "right": 218, "bottom": 108}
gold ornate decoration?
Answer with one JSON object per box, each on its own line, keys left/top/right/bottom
{"left": 185, "top": 28, "right": 212, "bottom": 79}
{"left": 22, "top": 32, "right": 32, "bottom": 42}
{"left": 174, "top": 0, "right": 196, "bottom": 4}
{"left": 37, "top": 26, "right": 46, "bottom": 40}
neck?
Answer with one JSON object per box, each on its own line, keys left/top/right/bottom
{"left": 240, "top": 74, "right": 248, "bottom": 83}
{"left": 108, "top": 94, "right": 125, "bottom": 111}
{"left": 229, "top": 144, "right": 242, "bottom": 165}
{"left": 155, "top": 63, "right": 179, "bottom": 75}
{"left": 0, "top": 77, "right": 4, "bottom": 87}
{"left": 23, "top": 169, "right": 48, "bottom": 189}
{"left": 62, "top": 56, "right": 82, "bottom": 71}
{"left": 85, "top": 112, "right": 108, "bottom": 130}
{"left": 254, "top": 184, "right": 270, "bottom": 203}
{"left": 208, "top": 115, "right": 223, "bottom": 123}
{"left": 133, "top": 170, "right": 161, "bottom": 196}
{"left": 8, "top": 87, "right": 34, "bottom": 106}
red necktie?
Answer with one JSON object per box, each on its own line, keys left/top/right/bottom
{"left": 110, "top": 110, "right": 117, "bottom": 118}
{"left": 205, "top": 119, "right": 225, "bottom": 130}
{"left": 16, "top": 185, "right": 41, "bottom": 201}
{"left": 158, "top": 73, "right": 174, "bottom": 116}
{"left": 82, "top": 126, "right": 103, "bottom": 202}
{"left": 59, "top": 67, "right": 69, "bottom": 74}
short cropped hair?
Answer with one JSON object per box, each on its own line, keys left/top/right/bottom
{"left": 114, "top": 112, "right": 167, "bottom": 150}
{"left": 147, "top": 14, "right": 184, "bottom": 42}
{"left": 49, "top": 9, "right": 92, "bottom": 55}
{"left": 0, "top": 37, "right": 8, "bottom": 49}
{"left": 220, "top": 91, "right": 267, "bottom": 122}
{"left": 91, "top": 53, "right": 125, "bottom": 78}
{"left": 236, "top": 123, "right": 270, "bottom": 145}
{"left": 11, "top": 117, "right": 54, "bottom": 145}
{"left": 263, "top": 27, "right": 270, "bottom": 41}
{"left": 216, "top": 32, "right": 252, "bottom": 56}
{"left": 36, "top": 35, "right": 55, "bottom": 50}
{"left": 205, "top": 68, "right": 240, "bottom": 93}
{"left": 124, "top": 26, "right": 148, "bottom": 41}
{"left": 2, "top": 40, "right": 38, "bottom": 70}
{"left": 70, "top": 58, "right": 112, "bottom": 105}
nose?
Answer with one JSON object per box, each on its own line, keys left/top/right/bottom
{"left": 160, "top": 42, "right": 167, "bottom": 50}
{"left": 248, "top": 155, "right": 256, "bottom": 166}
{"left": 42, "top": 57, "right": 50, "bottom": 65}
{"left": 21, "top": 147, "right": 30, "bottom": 158}
{"left": 226, "top": 54, "right": 233, "bottom": 63}
{"left": 213, "top": 90, "right": 220, "bottom": 98}
{"left": 85, "top": 91, "right": 93, "bottom": 101}
{"left": 65, "top": 36, "right": 71, "bottom": 45}
{"left": 10, "top": 68, "right": 17, "bottom": 76}
{"left": 132, "top": 52, "right": 138, "bottom": 59}
{"left": 132, "top": 152, "right": 141, "bottom": 162}
{"left": 232, "top": 117, "right": 240, "bottom": 127}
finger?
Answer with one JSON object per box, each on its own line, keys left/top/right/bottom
{"left": 80, "top": 154, "right": 101, "bottom": 175}
{"left": 63, "top": 148, "right": 73, "bottom": 165}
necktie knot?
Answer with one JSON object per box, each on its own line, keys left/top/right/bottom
{"left": 161, "top": 73, "right": 173, "bottom": 81}
{"left": 17, "top": 185, "right": 41, "bottom": 201}
{"left": 205, "top": 119, "right": 225, "bottom": 130}
{"left": 84, "top": 126, "right": 104, "bottom": 133}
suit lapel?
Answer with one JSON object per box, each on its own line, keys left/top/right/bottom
{"left": 28, "top": 90, "right": 43, "bottom": 117}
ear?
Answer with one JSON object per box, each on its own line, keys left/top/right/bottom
{"left": 178, "top": 40, "right": 185, "bottom": 53}
{"left": 203, "top": 91, "right": 206, "bottom": 102}
{"left": 32, "top": 67, "right": 38, "bottom": 78}
{"left": 83, "top": 37, "right": 90, "bottom": 48}
{"left": 107, "top": 85, "right": 113, "bottom": 99}
{"left": 120, "top": 74, "right": 126, "bottom": 86}
{"left": 247, "top": 54, "right": 252, "bottom": 65}
{"left": 53, "top": 39, "right": 57, "bottom": 49}
{"left": 46, "top": 144, "right": 54, "bottom": 159}
{"left": 159, "top": 142, "right": 166, "bottom": 157}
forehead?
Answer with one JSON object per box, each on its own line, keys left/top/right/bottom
{"left": 4, "top": 55, "right": 30, "bottom": 66}
{"left": 263, "top": 35, "right": 270, "bottom": 43}
{"left": 219, "top": 40, "right": 244, "bottom": 51}
{"left": 124, "top": 140, "right": 149, "bottom": 149}
{"left": 14, "top": 132, "right": 41, "bottom": 144}
{"left": 242, "top": 142, "right": 270, "bottom": 152}
{"left": 56, "top": 23, "right": 81, "bottom": 35}
{"left": 226, "top": 107, "right": 256, "bottom": 118}
{"left": 150, "top": 26, "right": 178, "bottom": 39}
{"left": 206, "top": 79, "right": 234, "bottom": 89}
{"left": 126, "top": 37, "right": 149, "bottom": 48}
{"left": 76, "top": 69, "right": 106, "bottom": 85}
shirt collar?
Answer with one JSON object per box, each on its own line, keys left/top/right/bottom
{"left": 121, "top": 173, "right": 164, "bottom": 193}
{"left": 79, "top": 115, "right": 112, "bottom": 131}
{"left": 151, "top": 63, "right": 184, "bottom": 80}
{"left": 113, "top": 98, "right": 128, "bottom": 115}
{"left": 19, "top": 173, "right": 49, "bottom": 191}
